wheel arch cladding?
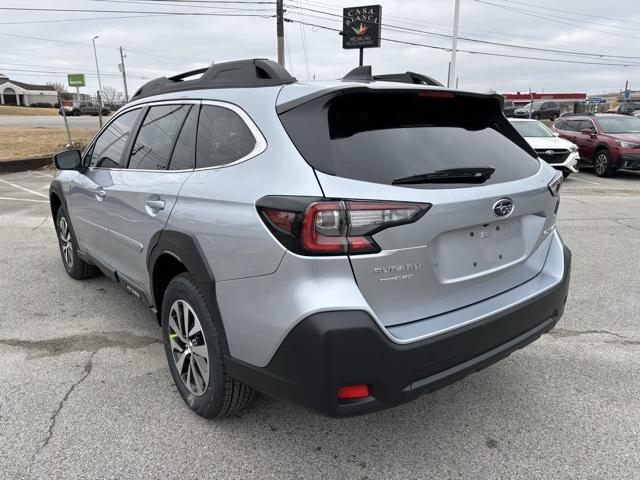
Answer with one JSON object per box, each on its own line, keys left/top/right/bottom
{"left": 50, "top": 192, "right": 61, "bottom": 219}
{"left": 147, "top": 230, "right": 231, "bottom": 354}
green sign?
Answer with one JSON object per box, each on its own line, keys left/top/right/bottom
{"left": 67, "top": 73, "right": 86, "bottom": 87}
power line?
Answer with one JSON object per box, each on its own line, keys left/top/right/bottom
{"left": 486, "top": 0, "right": 640, "bottom": 28}
{"left": 0, "top": 14, "right": 171, "bottom": 26}
{"left": 0, "top": 6, "right": 275, "bottom": 17}
{"left": 283, "top": 17, "right": 640, "bottom": 68}
{"left": 300, "top": 0, "right": 640, "bottom": 53}
{"left": 284, "top": 3, "right": 640, "bottom": 60}
{"left": 472, "top": 0, "right": 640, "bottom": 41}
{"left": 87, "top": 0, "right": 273, "bottom": 12}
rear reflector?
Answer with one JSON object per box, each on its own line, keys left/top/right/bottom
{"left": 338, "top": 384, "right": 370, "bottom": 400}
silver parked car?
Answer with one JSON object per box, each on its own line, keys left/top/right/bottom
{"left": 49, "top": 59, "right": 571, "bottom": 418}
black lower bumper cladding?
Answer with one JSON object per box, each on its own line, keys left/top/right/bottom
{"left": 227, "top": 246, "right": 572, "bottom": 417}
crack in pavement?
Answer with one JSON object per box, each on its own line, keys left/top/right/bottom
{"left": 614, "top": 218, "right": 640, "bottom": 232}
{"left": 33, "top": 350, "right": 97, "bottom": 461}
{"left": 17, "top": 332, "right": 163, "bottom": 466}
{"left": 0, "top": 331, "right": 161, "bottom": 359}
{"left": 547, "top": 328, "right": 640, "bottom": 345}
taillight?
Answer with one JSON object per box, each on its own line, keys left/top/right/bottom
{"left": 258, "top": 196, "right": 431, "bottom": 256}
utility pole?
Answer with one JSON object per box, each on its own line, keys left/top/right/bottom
{"left": 448, "top": 0, "right": 460, "bottom": 88}
{"left": 623, "top": 79, "right": 629, "bottom": 112}
{"left": 276, "top": 0, "right": 284, "bottom": 66}
{"left": 119, "top": 46, "right": 129, "bottom": 102}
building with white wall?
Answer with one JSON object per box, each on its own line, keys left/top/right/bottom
{"left": 0, "top": 73, "right": 58, "bottom": 107}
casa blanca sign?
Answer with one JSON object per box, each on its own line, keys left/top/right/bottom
{"left": 342, "top": 5, "right": 382, "bottom": 49}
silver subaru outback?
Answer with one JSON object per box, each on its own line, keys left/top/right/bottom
{"left": 49, "top": 59, "right": 571, "bottom": 418}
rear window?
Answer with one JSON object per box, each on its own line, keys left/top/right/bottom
{"left": 280, "top": 91, "right": 540, "bottom": 188}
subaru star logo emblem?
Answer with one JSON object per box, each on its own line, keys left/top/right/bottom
{"left": 493, "top": 198, "right": 514, "bottom": 217}
{"left": 545, "top": 150, "right": 555, "bottom": 155}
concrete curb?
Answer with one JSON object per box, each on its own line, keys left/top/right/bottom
{"left": 0, "top": 156, "right": 52, "bottom": 173}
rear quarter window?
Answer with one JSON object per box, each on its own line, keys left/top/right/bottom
{"left": 279, "top": 91, "right": 540, "bottom": 188}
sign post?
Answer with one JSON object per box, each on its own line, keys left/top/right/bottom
{"left": 58, "top": 94, "right": 73, "bottom": 148}
{"left": 342, "top": 5, "right": 382, "bottom": 67}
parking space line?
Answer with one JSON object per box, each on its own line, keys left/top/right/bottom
{"left": 0, "top": 178, "right": 48, "bottom": 198}
{"left": 0, "top": 196, "right": 48, "bottom": 203}
{"left": 569, "top": 176, "right": 601, "bottom": 185}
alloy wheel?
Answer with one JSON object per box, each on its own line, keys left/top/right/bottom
{"left": 595, "top": 153, "right": 608, "bottom": 175}
{"left": 58, "top": 216, "right": 74, "bottom": 268}
{"left": 168, "top": 299, "right": 209, "bottom": 396}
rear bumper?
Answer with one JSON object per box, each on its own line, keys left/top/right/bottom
{"left": 227, "top": 245, "right": 572, "bottom": 417}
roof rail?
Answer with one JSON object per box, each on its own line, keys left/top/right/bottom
{"left": 341, "top": 66, "right": 443, "bottom": 87}
{"left": 131, "top": 58, "right": 296, "bottom": 100}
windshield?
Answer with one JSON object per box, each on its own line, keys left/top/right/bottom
{"left": 598, "top": 116, "right": 640, "bottom": 133}
{"left": 511, "top": 121, "right": 555, "bottom": 138}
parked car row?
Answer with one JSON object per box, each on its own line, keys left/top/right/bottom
{"left": 59, "top": 101, "right": 111, "bottom": 117}
{"left": 551, "top": 113, "right": 640, "bottom": 177}
{"left": 504, "top": 101, "right": 561, "bottom": 120}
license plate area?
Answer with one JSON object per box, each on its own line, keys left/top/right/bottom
{"left": 430, "top": 219, "right": 526, "bottom": 283}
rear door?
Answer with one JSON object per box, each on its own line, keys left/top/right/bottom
{"left": 577, "top": 119, "right": 597, "bottom": 160}
{"left": 279, "top": 89, "right": 558, "bottom": 326}
{"left": 103, "top": 102, "right": 197, "bottom": 288}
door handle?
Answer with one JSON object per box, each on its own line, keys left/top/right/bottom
{"left": 145, "top": 199, "right": 165, "bottom": 211}
{"left": 94, "top": 189, "right": 106, "bottom": 201}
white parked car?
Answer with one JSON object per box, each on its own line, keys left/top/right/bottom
{"left": 510, "top": 118, "right": 579, "bottom": 177}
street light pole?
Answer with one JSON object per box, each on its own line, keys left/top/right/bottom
{"left": 92, "top": 35, "right": 103, "bottom": 94}
{"left": 448, "top": 0, "right": 461, "bottom": 89}
{"left": 92, "top": 35, "right": 104, "bottom": 127}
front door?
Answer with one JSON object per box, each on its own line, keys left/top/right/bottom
{"left": 104, "top": 102, "right": 198, "bottom": 288}
{"left": 64, "top": 108, "right": 141, "bottom": 262}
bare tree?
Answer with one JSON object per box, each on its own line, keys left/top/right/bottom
{"left": 46, "top": 81, "right": 68, "bottom": 94}
{"left": 100, "top": 86, "right": 125, "bottom": 106}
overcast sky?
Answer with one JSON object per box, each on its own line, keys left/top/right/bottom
{"left": 1, "top": 0, "right": 638, "bottom": 97}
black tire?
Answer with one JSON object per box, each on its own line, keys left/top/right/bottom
{"left": 161, "top": 273, "right": 254, "bottom": 418}
{"left": 102, "top": 110, "right": 109, "bottom": 116}
{"left": 562, "top": 171, "right": 571, "bottom": 179}
{"left": 593, "top": 149, "right": 615, "bottom": 177}
{"left": 72, "top": 110, "right": 81, "bottom": 117}
{"left": 551, "top": 114, "right": 558, "bottom": 121}
{"left": 55, "top": 207, "right": 101, "bottom": 280}
{"left": 533, "top": 113, "right": 540, "bottom": 120}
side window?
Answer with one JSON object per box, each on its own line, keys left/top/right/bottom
{"left": 169, "top": 105, "right": 198, "bottom": 170}
{"left": 196, "top": 105, "right": 257, "bottom": 168}
{"left": 128, "top": 104, "right": 190, "bottom": 170}
{"left": 88, "top": 109, "right": 140, "bottom": 168}
{"left": 579, "top": 120, "right": 595, "bottom": 131}
{"left": 565, "top": 120, "right": 581, "bottom": 132}
{"left": 555, "top": 120, "right": 566, "bottom": 130}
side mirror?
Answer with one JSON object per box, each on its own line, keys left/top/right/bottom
{"left": 552, "top": 131, "right": 560, "bottom": 137}
{"left": 53, "top": 149, "right": 82, "bottom": 170}
{"left": 580, "top": 128, "right": 595, "bottom": 136}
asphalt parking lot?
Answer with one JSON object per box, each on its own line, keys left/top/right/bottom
{"left": 1, "top": 169, "right": 639, "bottom": 479}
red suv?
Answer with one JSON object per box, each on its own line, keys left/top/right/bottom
{"left": 551, "top": 114, "right": 640, "bottom": 177}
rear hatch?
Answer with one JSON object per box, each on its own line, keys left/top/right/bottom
{"left": 278, "top": 87, "right": 558, "bottom": 327}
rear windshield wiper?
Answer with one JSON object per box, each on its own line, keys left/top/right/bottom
{"left": 392, "top": 166, "right": 495, "bottom": 185}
